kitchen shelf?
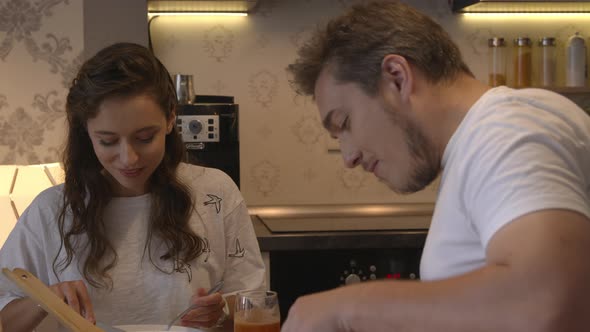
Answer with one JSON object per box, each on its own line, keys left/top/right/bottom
{"left": 147, "top": 0, "right": 259, "bottom": 14}
{"left": 503, "top": 86, "right": 590, "bottom": 94}
{"left": 503, "top": 86, "right": 590, "bottom": 114}
{"left": 544, "top": 86, "right": 590, "bottom": 95}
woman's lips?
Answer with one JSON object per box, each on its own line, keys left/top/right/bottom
{"left": 371, "top": 161, "right": 382, "bottom": 178}
{"left": 119, "top": 168, "right": 143, "bottom": 178}
{"left": 365, "top": 161, "right": 378, "bottom": 173}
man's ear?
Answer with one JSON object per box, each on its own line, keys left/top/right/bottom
{"left": 381, "top": 54, "right": 412, "bottom": 102}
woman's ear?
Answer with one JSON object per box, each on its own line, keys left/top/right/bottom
{"left": 167, "top": 109, "right": 176, "bottom": 134}
{"left": 381, "top": 54, "right": 413, "bottom": 102}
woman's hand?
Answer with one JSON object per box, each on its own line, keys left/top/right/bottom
{"left": 180, "top": 288, "right": 226, "bottom": 328}
{"left": 49, "top": 280, "right": 96, "bottom": 324}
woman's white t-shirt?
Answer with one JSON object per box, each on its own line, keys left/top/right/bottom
{"left": 0, "top": 163, "right": 266, "bottom": 326}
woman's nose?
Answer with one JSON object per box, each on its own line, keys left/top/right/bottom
{"left": 342, "top": 149, "right": 362, "bottom": 168}
{"left": 120, "top": 142, "right": 139, "bottom": 166}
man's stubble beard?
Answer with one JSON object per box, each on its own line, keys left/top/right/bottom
{"left": 389, "top": 107, "right": 441, "bottom": 195}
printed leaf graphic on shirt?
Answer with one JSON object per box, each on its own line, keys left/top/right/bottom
{"left": 229, "top": 238, "right": 245, "bottom": 258}
{"left": 204, "top": 194, "right": 222, "bottom": 214}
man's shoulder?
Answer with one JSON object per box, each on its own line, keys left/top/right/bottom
{"left": 461, "top": 87, "right": 588, "bottom": 144}
{"left": 476, "top": 87, "right": 584, "bottom": 122}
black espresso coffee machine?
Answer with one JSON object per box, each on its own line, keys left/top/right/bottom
{"left": 176, "top": 95, "right": 240, "bottom": 187}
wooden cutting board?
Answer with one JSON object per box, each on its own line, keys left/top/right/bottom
{"left": 2, "top": 268, "right": 103, "bottom": 332}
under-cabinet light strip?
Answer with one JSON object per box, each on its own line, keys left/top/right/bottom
{"left": 148, "top": 12, "right": 248, "bottom": 17}
{"left": 462, "top": 12, "right": 590, "bottom": 18}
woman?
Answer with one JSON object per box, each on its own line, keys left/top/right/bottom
{"left": 0, "top": 42, "right": 266, "bottom": 331}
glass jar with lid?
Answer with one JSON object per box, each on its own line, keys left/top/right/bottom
{"left": 514, "top": 37, "right": 532, "bottom": 88}
{"left": 538, "top": 37, "right": 557, "bottom": 87}
{"left": 488, "top": 37, "right": 507, "bottom": 87}
{"left": 566, "top": 32, "right": 587, "bottom": 87}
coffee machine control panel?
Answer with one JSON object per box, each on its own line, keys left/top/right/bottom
{"left": 177, "top": 115, "right": 220, "bottom": 143}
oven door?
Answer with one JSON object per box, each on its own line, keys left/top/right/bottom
{"left": 251, "top": 204, "right": 432, "bottom": 322}
{"left": 270, "top": 247, "right": 423, "bottom": 321}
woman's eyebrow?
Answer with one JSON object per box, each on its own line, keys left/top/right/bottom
{"left": 93, "top": 125, "right": 160, "bottom": 135}
{"left": 135, "top": 125, "right": 160, "bottom": 133}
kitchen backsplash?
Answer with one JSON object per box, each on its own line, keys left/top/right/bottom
{"left": 1, "top": 0, "right": 589, "bottom": 206}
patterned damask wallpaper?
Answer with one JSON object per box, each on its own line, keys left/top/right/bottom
{"left": 0, "top": 0, "right": 83, "bottom": 164}
{"left": 2, "top": 0, "right": 589, "bottom": 206}
{"left": 151, "top": 0, "right": 590, "bottom": 205}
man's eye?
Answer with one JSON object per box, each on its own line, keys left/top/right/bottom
{"left": 340, "top": 116, "right": 349, "bottom": 129}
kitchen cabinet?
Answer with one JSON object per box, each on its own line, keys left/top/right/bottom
{"left": 451, "top": 0, "right": 590, "bottom": 13}
{"left": 147, "top": 0, "right": 259, "bottom": 14}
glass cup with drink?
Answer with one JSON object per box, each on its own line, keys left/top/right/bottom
{"left": 234, "top": 290, "right": 280, "bottom": 332}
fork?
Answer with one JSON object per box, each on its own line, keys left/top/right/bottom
{"left": 165, "top": 280, "right": 224, "bottom": 331}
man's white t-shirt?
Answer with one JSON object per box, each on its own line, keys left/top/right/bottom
{"left": 0, "top": 163, "right": 266, "bottom": 326}
{"left": 420, "top": 87, "right": 590, "bottom": 281}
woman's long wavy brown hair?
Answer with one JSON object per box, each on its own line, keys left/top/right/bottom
{"left": 55, "top": 42, "right": 202, "bottom": 289}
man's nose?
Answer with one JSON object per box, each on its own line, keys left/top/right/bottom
{"left": 120, "top": 142, "right": 139, "bottom": 166}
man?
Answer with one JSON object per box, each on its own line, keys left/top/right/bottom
{"left": 283, "top": 1, "right": 590, "bottom": 331}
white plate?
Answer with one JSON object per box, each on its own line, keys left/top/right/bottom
{"left": 114, "top": 325, "right": 203, "bottom": 332}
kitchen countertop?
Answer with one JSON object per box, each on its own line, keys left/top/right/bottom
{"left": 251, "top": 215, "right": 428, "bottom": 251}
{"left": 248, "top": 204, "right": 432, "bottom": 251}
